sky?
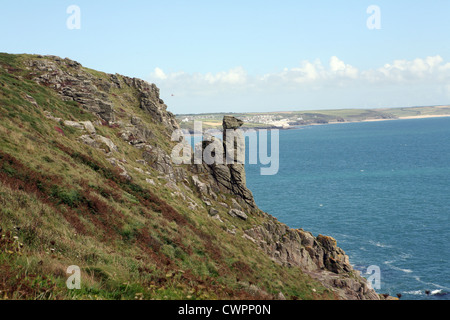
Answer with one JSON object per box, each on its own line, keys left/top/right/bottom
{"left": 1, "top": 0, "right": 450, "bottom": 114}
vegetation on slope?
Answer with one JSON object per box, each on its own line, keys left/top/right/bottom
{"left": 0, "top": 53, "right": 335, "bottom": 300}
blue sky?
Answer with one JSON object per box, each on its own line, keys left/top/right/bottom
{"left": 2, "top": 1, "right": 450, "bottom": 114}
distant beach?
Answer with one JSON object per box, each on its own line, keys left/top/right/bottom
{"left": 314, "top": 114, "right": 450, "bottom": 126}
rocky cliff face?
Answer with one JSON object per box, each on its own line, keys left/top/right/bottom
{"left": 244, "top": 218, "right": 380, "bottom": 300}
{"left": 25, "top": 55, "right": 179, "bottom": 132}
{"left": 192, "top": 116, "right": 256, "bottom": 210}
{"left": 190, "top": 117, "right": 381, "bottom": 300}
{"left": 0, "top": 53, "right": 388, "bottom": 300}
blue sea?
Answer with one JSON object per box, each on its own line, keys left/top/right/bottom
{"left": 245, "top": 117, "right": 450, "bottom": 300}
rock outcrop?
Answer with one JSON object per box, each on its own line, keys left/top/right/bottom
{"left": 193, "top": 116, "right": 256, "bottom": 210}
{"left": 26, "top": 56, "right": 115, "bottom": 123}
{"left": 244, "top": 217, "right": 380, "bottom": 300}
{"left": 25, "top": 55, "right": 179, "bottom": 132}
{"left": 119, "top": 76, "right": 179, "bottom": 132}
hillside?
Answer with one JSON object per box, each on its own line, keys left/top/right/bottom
{"left": 0, "top": 53, "right": 387, "bottom": 300}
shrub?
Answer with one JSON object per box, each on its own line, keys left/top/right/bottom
{"left": 50, "top": 185, "right": 82, "bottom": 208}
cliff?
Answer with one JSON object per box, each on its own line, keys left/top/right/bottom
{"left": 0, "top": 53, "right": 387, "bottom": 300}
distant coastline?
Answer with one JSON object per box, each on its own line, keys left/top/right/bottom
{"left": 177, "top": 105, "right": 450, "bottom": 132}
{"left": 361, "top": 114, "right": 450, "bottom": 122}
{"left": 310, "top": 114, "right": 450, "bottom": 126}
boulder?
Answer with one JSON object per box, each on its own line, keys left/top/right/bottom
{"left": 79, "top": 134, "right": 118, "bottom": 153}
{"left": 209, "top": 208, "right": 219, "bottom": 216}
{"left": 64, "top": 120, "right": 84, "bottom": 130}
{"left": 142, "top": 146, "right": 176, "bottom": 181}
{"left": 81, "top": 121, "right": 96, "bottom": 134}
{"left": 95, "top": 135, "right": 118, "bottom": 153}
{"left": 228, "top": 209, "right": 248, "bottom": 221}
{"left": 191, "top": 175, "right": 208, "bottom": 195}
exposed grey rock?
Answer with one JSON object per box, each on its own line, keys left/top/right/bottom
{"left": 134, "top": 167, "right": 144, "bottom": 174}
{"left": 44, "top": 111, "right": 62, "bottom": 122}
{"left": 26, "top": 57, "right": 115, "bottom": 122}
{"left": 228, "top": 209, "right": 248, "bottom": 221}
{"left": 188, "top": 202, "right": 198, "bottom": 211}
{"left": 95, "top": 135, "right": 118, "bottom": 153}
{"left": 121, "top": 76, "right": 179, "bottom": 131}
{"left": 191, "top": 175, "right": 208, "bottom": 195}
{"left": 165, "top": 180, "right": 180, "bottom": 191}
{"left": 243, "top": 218, "right": 380, "bottom": 300}
{"left": 242, "top": 233, "right": 257, "bottom": 243}
{"left": 120, "top": 121, "right": 155, "bottom": 146}
{"left": 222, "top": 116, "right": 244, "bottom": 131}
{"left": 81, "top": 121, "right": 96, "bottom": 134}
{"left": 79, "top": 134, "right": 118, "bottom": 153}
{"left": 24, "top": 94, "right": 38, "bottom": 107}
{"left": 131, "top": 116, "right": 141, "bottom": 125}
{"left": 231, "top": 198, "right": 242, "bottom": 210}
{"left": 219, "top": 202, "right": 229, "bottom": 208}
{"left": 209, "top": 208, "right": 219, "bottom": 216}
{"left": 136, "top": 159, "right": 147, "bottom": 165}
{"left": 78, "top": 135, "right": 98, "bottom": 148}
{"left": 199, "top": 116, "right": 256, "bottom": 209}
{"left": 106, "top": 157, "right": 131, "bottom": 180}
{"left": 211, "top": 214, "right": 223, "bottom": 223}
{"left": 203, "top": 198, "right": 212, "bottom": 207}
{"left": 110, "top": 74, "right": 122, "bottom": 88}
{"left": 64, "top": 120, "right": 84, "bottom": 130}
{"left": 142, "top": 146, "right": 176, "bottom": 181}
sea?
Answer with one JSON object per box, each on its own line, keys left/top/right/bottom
{"left": 245, "top": 117, "right": 450, "bottom": 300}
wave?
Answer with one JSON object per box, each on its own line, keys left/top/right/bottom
{"left": 403, "top": 290, "right": 422, "bottom": 295}
{"left": 391, "top": 266, "right": 413, "bottom": 274}
{"left": 369, "top": 240, "right": 393, "bottom": 248}
{"left": 431, "top": 289, "right": 447, "bottom": 296}
{"left": 413, "top": 276, "right": 450, "bottom": 289}
{"left": 402, "top": 289, "right": 448, "bottom": 297}
{"left": 399, "top": 252, "right": 412, "bottom": 259}
{"left": 409, "top": 277, "right": 450, "bottom": 297}
{"left": 384, "top": 260, "right": 413, "bottom": 273}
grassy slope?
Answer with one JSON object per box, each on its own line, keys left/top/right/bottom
{"left": 0, "top": 53, "right": 334, "bottom": 300}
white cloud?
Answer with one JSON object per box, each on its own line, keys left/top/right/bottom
{"left": 153, "top": 67, "right": 167, "bottom": 80}
{"left": 204, "top": 67, "right": 247, "bottom": 85}
{"left": 259, "top": 57, "right": 358, "bottom": 86}
{"left": 148, "top": 55, "right": 450, "bottom": 113}
{"left": 329, "top": 56, "right": 359, "bottom": 79}
{"left": 363, "top": 55, "right": 450, "bottom": 83}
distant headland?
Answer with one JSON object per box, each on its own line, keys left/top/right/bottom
{"left": 176, "top": 105, "right": 450, "bottom": 131}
